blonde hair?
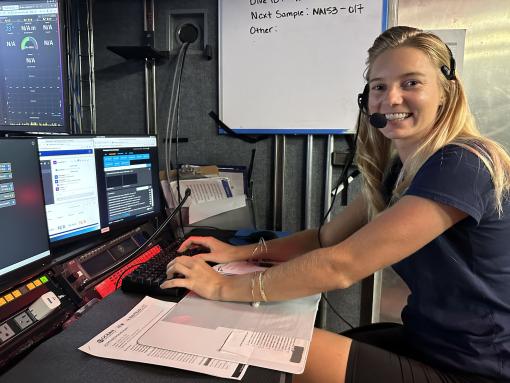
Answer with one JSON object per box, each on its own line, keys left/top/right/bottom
{"left": 356, "top": 26, "right": 510, "bottom": 219}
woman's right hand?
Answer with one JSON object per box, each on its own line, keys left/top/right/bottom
{"left": 177, "top": 236, "right": 243, "bottom": 264}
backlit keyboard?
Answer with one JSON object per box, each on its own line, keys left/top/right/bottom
{"left": 94, "top": 245, "right": 163, "bottom": 298}
{"left": 120, "top": 244, "right": 187, "bottom": 299}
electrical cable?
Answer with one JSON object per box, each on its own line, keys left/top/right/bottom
{"left": 163, "top": 42, "right": 189, "bottom": 241}
{"left": 80, "top": 188, "right": 191, "bottom": 290}
{"left": 160, "top": 43, "right": 189, "bottom": 242}
{"left": 167, "top": 47, "right": 185, "bottom": 178}
{"left": 321, "top": 293, "right": 354, "bottom": 329}
{"left": 173, "top": 43, "right": 190, "bottom": 237}
{"left": 169, "top": 43, "right": 189, "bottom": 177}
{"left": 164, "top": 43, "right": 187, "bottom": 185}
{"left": 164, "top": 46, "right": 182, "bottom": 182}
{"left": 67, "top": 0, "right": 82, "bottom": 133}
{"left": 316, "top": 111, "right": 361, "bottom": 326}
{"left": 322, "top": 113, "right": 361, "bottom": 226}
{"left": 114, "top": 261, "right": 146, "bottom": 290}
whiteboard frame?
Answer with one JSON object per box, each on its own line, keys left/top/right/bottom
{"left": 218, "top": 0, "right": 390, "bottom": 135}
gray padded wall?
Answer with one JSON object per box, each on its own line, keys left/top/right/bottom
{"left": 153, "top": 0, "right": 276, "bottom": 231}
{"left": 91, "top": 0, "right": 363, "bottom": 332}
{"left": 93, "top": 0, "right": 146, "bottom": 135}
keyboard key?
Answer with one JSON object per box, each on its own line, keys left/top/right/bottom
{"left": 121, "top": 244, "right": 187, "bottom": 299}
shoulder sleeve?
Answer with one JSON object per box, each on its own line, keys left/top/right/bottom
{"left": 405, "top": 145, "right": 493, "bottom": 223}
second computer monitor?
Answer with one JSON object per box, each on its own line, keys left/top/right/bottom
{"left": 38, "top": 135, "right": 161, "bottom": 245}
{"left": 38, "top": 136, "right": 100, "bottom": 242}
{"left": 94, "top": 136, "right": 160, "bottom": 230}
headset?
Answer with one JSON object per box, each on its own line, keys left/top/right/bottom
{"left": 357, "top": 84, "right": 387, "bottom": 129}
{"left": 440, "top": 44, "right": 457, "bottom": 80}
{"left": 356, "top": 42, "right": 456, "bottom": 128}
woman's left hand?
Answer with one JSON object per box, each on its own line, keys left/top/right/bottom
{"left": 160, "top": 256, "right": 226, "bottom": 300}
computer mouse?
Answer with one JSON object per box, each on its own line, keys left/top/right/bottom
{"left": 246, "top": 230, "right": 278, "bottom": 243}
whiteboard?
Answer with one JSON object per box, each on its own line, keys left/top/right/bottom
{"left": 219, "top": 0, "right": 388, "bottom": 135}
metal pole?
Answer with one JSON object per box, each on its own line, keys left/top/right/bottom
{"left": 143, "top": 0, "right": 155, "bottom": 134}
{"left": 87, "top": 0, "right": 96, "bottom": 133}
{"left": 75, "top": 0, "right": 83, "bottom": 134}
{"left": 304, "top": 135, "right": 313, "bottom": 229}
{"left": 323, "top": 135, "right": 334, "bottom": 222}
{"left": 364, "top": 0, "right": 399, "bottom": 326}
{"left": 317, "top": 134, "right": 334, "bottom": 329}
{"left": 272, "top": 136, "right": 286, "bottom": 231}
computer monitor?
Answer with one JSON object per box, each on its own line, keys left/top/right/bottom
{"left": 0, "top": 0, "right": 68, "bottom": 134}
{"left": 0, "top": 138, "right": 50, "bottom": 289}
{"left": 37, "top": 135, "right": 161, "bottom": 246}
{"left": 38, "top": 136, "right": 101, "bottom": 242}
{"left": 94, "top": 136, "right": 161, "bottom": 231}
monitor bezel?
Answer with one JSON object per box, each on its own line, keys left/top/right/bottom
{"left": 0, "top": 137, "right": 52, "bottom": 294}
{"left": 0, "top": 0, "right": 70, "bottom": 134}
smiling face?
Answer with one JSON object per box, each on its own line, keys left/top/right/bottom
{"left": 368, "top": 46, "right": 444, "bottom": 157}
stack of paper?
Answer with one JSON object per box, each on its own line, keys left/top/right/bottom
{"left": 80, "top": 262, "right": 320, "bottom": 379}
{"left": 138, "top": 292, "right": 320, "bottom": 374}
{"left": 160, "top": 166, "right": 246, "bottom": 224}
{"left": 79, "top": 297, "right": 248, "bottom": 380}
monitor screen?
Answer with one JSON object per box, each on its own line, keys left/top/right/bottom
{"left": 94, "top": 136, "right": 161, "bottom": 229}
{"left": 0, "top": 0, "right": 68, "bottom": 133}
{"left": 0, "top": 138, "right": 50, "bottom": 280}
{"left": 37, "top": 135, "right": 161, "bottom": 245}
{"left": 38, "top": 137, "right": 101, "bottom": 242}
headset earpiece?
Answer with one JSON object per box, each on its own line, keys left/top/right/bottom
{"left": 441, "top": 44, "right": 456, "bottom": 80}
{"left": 357, "top": 84, "right": 369, "bottom": 112}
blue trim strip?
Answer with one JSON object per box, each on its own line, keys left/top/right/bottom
{"left": 40, "top": 149, "right": 93, "bottom": 156}
{"left": 50, "top": 224, "right": 100, "bottom": 242}
{"left": 382, "top": 0, "right": 389, "bottom": 31}
{"left": 228, "top": 129, "right": 351, "bottom": 135}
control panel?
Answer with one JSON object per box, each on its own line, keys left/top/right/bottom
{"left": 55, "top": 227, "right": 149, "bottom": 303}
{"left": 0, "top": 271, "right": 74, "bottom": 369}
{"left": 0, "top": 223, "right": 172, "bottom": 370}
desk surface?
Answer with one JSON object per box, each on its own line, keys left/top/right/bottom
{"left": 2, "top": 291, "right": 289, "bottom": 383}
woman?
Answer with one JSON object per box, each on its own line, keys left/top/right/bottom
{"left": 161, "top": 26, "right": 510, "bottom": 382}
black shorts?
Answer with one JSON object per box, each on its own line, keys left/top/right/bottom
{"left": 343, "top": 323, "right": 504, "bottom": 383}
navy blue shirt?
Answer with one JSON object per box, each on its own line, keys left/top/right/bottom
{"left": 389, "top": 145, "right": 510, "bottom": 379}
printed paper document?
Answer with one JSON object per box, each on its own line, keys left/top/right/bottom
{"left": 138, "top": 292, "right": 320, "bottom": 374}
{"left": 160, "top": 177, "right": 246, "bottom": 224}
{"left": 79, "top": 296, "right": 248, "bottom": 380}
